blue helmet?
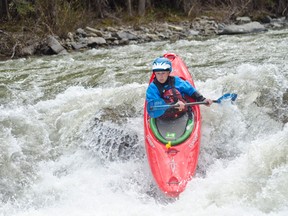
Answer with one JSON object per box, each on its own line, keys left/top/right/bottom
{"left": 152, "top": 57, "right": 172, "bottom": 72}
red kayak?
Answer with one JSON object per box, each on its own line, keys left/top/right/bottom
{"left": 144, "top": 53, "right": 202, "bottom": 197}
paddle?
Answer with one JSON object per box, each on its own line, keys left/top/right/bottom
{"left": 147, "top": 93, "right": 238, "bottom": 118}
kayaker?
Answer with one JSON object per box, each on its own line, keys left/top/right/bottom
{"left": 146, "top": 56, "right": 213, "bottom": 118}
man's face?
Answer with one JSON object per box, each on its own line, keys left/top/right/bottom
{"left": 155, "top": 71, "right": 170, "bottom": 83}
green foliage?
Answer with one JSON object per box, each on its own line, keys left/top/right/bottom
{"left": 9, "top": 0, "right": 35, "bottom": 19}
{"left": 100, "top": 18, "right": 119, "bottom": 27}
{"left": 32, "top": 0, "right": 88, "bottom": 37}
{"left": 53, "top": 1, "right": 87, "bottom": 37}
{"left": 1, "top": 0, "right": 287, "bottom": 37}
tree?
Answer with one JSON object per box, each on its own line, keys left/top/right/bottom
{"left": 127, "top": 0, "right": 132, "bottom": 16}
{"left": 138, "top": 0, "right": 145, "bottom": 16}
{"left": 277, "top": 0, "right": 288, "bottom": 16}
{"left": 0, "top": 0, "right": 9, "bottom": 20}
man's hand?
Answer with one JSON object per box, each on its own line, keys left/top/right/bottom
{"left": 175, "top": 101, "right": 185, "bottom": 111}
{"left": 204, "top": 99, "right": 213, "bottom": 107}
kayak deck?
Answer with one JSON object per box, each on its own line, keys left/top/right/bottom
{"left": 150, "top": 112, "right": 195, "bottom": 145}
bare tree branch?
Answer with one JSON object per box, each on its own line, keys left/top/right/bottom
{"left": 11, "top": 42, "right": 18, "bottom": 59}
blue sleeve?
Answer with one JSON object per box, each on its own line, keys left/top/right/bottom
{"left": 174, "top": 76, "right": 196, "bottom": 96}
{"left": 146, "top": 82, "right": 161, "bottom": 104}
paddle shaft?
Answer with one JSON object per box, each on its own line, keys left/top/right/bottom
{"left": 151, "top": 100, "right": 218, "bottom": 110}
{"left": 147, "top": 93, "right": 237, "bottom": 117}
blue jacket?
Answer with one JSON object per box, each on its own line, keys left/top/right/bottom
{"left": 146, "top": 76, "right": 197, "bottom": 104}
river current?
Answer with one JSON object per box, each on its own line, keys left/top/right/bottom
{"left": 0, "top": 29, "right": 288, "bottom": 216}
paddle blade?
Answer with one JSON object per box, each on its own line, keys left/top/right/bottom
{"left": 147, "top": 99, "right": 167, "bottom": 118}
{"left": 215, "top": 93, "right": 238, "bottom": 103}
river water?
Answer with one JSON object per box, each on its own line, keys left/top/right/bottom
{"left": 1, "top": 29, "right": 288, "bottom": 216}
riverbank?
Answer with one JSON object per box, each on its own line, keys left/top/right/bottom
{"left": 1, "top": 15, "right": 287, "bottom": 61}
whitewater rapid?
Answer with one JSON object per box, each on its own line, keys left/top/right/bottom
{"left": 0, "top": 29, "right": 288, "bottom": 216}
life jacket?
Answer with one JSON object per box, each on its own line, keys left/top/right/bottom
{"left": 153, "top": 76, "right": 188, "bottom": 119}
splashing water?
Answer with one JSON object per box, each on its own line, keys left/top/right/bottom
{"left": 0, "top": 29, "right": 288, "bottom": 216}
